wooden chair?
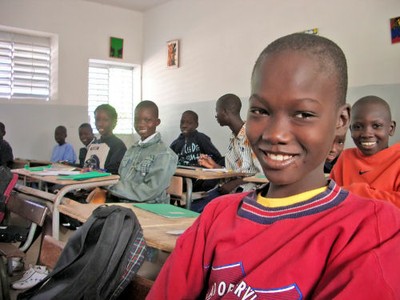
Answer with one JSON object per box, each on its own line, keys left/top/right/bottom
{"left": 0, "top": 192, "right": 49, "bottom": 273}
{"left": 167, "top": 176, "right": 207, "bottom": 208}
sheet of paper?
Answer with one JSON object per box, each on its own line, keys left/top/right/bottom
{"left": 201, "top": 168, "right": 229, "bottom": 173}
{"left": 34, "top": 170, "right": 81, "bottom": 176}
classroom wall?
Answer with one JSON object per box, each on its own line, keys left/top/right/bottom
{"left": 0, "top": 0, "right": 143, "bottom": 160}
{"left": 142, "top": 0, "right": 400, "bottom": 151}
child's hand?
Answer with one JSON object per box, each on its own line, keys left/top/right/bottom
{"left": 198, "top": 154, "right": 219, "bottom": 169}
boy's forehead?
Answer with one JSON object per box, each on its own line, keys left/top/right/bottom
{"left": 135, "top": 106, "right": 157, "bottom": 117}
{"left": 352, "top": 101, "right": 391, "bottom": 121}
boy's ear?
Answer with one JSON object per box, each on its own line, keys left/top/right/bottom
{"left": 156, "top": 118, "right": 161, "bottom": 126}
{"left": 389, "top": 120, "right": 396, "bottom": 136}
{"left": 336, "top": 103, "right": 351, "bottom": 136}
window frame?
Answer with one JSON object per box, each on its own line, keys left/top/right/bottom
{"left": 88, "top": 59, "right": 140, "bottom": 135}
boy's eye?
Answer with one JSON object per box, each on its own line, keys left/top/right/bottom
{"left": 372, "top": 123, "right": 383, "bottom": 129}
{"left": 351, "top": 124, "right": 362, "bottom": 131}
{"left": 249, "top": 108, "right": 269, "bottom": 116}
{"left": 294, "top": 112, "right": 315, "bottom": 119}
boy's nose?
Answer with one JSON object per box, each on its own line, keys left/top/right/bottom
{"left": 262, "top": 117, "right": 291, "bottom": 144}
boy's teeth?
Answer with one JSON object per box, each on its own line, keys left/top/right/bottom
{"left": 361, "top": 142, "right": 375, "bottom": 146}
{"left": 268, "top": 153, "right": 292, "bottom": 161}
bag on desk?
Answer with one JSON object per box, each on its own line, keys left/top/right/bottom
{"left": 17, "top": 205, "right": 147, "bottom": 300}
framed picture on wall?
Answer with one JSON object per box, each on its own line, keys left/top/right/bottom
{"left": 110, "top": 37, "right": 124, "bottom": 59}
{"left": 167, "top": 39, "right": 179, "bottom": 68}
{"left": 390, "top": 16, "right": 400, "bottom": 44}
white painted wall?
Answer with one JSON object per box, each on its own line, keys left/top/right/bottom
{"left": 142, "top": 0, "right": 400, "bottom": 151}
{"left": 0, "top": 0, "right": 143, "bottom": 160}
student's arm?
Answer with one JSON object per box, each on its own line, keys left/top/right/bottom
{"left": 197, "top": 133, "right": 223, "bottom": 163}
{"left": 110, "top": 150, "right": 178, "bottom": 202}
{"left": 0, "top": 141, "right": 13, "bottom": 167}
{"left": 104, "top": 142, "right": 127, "bottom": 174}
{"left": 63, "top": 144, "right": 77, "bottom": 164}
{"left": 198, "top": 154, "right": 221, "bottom": 169}
{"left": 344, "top": 183, "right": 400, "bottom": 208}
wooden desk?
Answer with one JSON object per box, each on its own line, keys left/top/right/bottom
{"left": 12, "top": 158, "right": 53, "bottom": 169}
{"left": 58, "top": 199, "right": 196, "bottom": 253}
{"left": 242, "top": 173, "right": 269, "bottom": 184}
{"left": 174, "top": 167, "right": 253, "bottom": 209}
{"left": 12, "top": 167, "right": 120, "bottom": 240}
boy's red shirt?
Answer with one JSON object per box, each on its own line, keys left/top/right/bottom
{"left": 331, "top": 143, "right": 400, "bottom": 207}
{"left": 148, "top": 182, "right": 400, "bottom": 299}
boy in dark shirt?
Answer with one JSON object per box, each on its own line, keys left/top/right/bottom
{"left": 87, "top": 104, "right": 127, "bottom": 174}
{"left": 77, "top": 123, "right": 97, "bottom": 168}
{"left": 171, "top": 110, "right": 222, "bottom": 166}
{"left": 0, "top": 122, "right": 13, "bottom": 167}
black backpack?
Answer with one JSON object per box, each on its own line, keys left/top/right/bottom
{"left": 17, "top": 205, "right": 147, "bottom": 300}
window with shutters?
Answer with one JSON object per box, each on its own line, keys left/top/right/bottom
{"left": 0, "top": 30, "right": 52, "bottom": 101}
{"left": 88, "top": 60, "right": 136, "bottom": 135}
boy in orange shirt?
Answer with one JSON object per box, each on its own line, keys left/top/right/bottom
{"left": 331, "top": 95, "right": 400, "bottom": 206}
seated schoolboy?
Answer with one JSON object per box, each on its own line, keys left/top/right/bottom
{"left": 323, "top": 132, "right": 346, "bottom": 173}
{"left": 192, "top": 94, "right": 262, "bottom": 212}
{"left": 171, "top": 110, "right": 223, "bottom": 192}
{"left": 331, "top": 95, "right": 400, "bottom": 206}
{"left": 0, "top": 122, "right": 14, "bottom": 168}
{"left": 106, "top": 100, "right": 178, "bottom": 203}
{"left": 77, "top": 123, "right": 97, "bottom": 168}
{"left": 50, "top": 125, "right": 76, "bottom": 164}
{"left": 86, "top": 104, "right": 127, "bottom": 174}
{"left": 170, "top": 110, "right": 222, "bottom": 167}
{"left": 198, "top": 93, "right": 261, "bottom": 193}
{"left": 148, "top": 33, "right": 400, "bottom": 299}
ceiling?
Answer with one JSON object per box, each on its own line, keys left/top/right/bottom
{"left": 83, "top": 0, "right": 172, "bottom": 11}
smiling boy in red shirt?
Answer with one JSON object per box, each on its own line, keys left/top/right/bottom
{"left": 148, "top": 34, "right": 400, "bottom": 299}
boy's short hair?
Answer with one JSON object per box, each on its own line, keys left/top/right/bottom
{"left": 94, "top": 104, "right": 118, "bottom": 122}
{"left": 217, "top": 94, "right": 242, "bottom": 114}
{"left": 352, "top": 95, "right": 392, "bottom": 120}
{"left": 251, "top": 33, "right": 348, "bottom": 106}
{"left": 79, "top": 123, "right": 93, "bottom": 131}
{"left": 135, "top": 100, "right": 159, "bottom": 118}
{"left": 55, "top": 125, "right": 67, "bottom": 134}
{"left": 182, "top": 110, "right": 198, "bottom": 123}
{"left": 0, "top": 122, "right": 5, "bottom": 132}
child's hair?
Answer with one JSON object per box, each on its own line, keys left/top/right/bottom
{"left": 182, "top": 110, "right": 198, "bottom": 123}
{"left": 135, "top": 100, "right": 159, "bottom": 118}
{"left": 217, "top": 94, "right": 242, "bottom": 114}
{"left": 94, "top": 104, "right": 118, "bottom": 122}
{"left": 55, "top": 125, "right": 67, "bottom": 135}
{"left": 352, "top": 95, "right": 392, "bottom": 120}
{"left": 0, "top": 122, "right": 5, "bottom": 133}
{"left": 79, "top": 123, "right": 93, "bottom": 131}
{"left": 251, "top": 33, "right": 348, "bottom": 107}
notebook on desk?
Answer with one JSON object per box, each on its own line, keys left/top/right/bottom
{"left": 57, "top": 171, "right": 111, "bottom": 181}
{"left": 133, "top": 203, "right": 199, "bottom": 219}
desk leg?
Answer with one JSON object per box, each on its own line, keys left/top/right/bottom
{"left": 184, "top": 178, "right": 193, "bottom": 210}
{"left": 52, "top": 179, "right": 119, "bottom": 240}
